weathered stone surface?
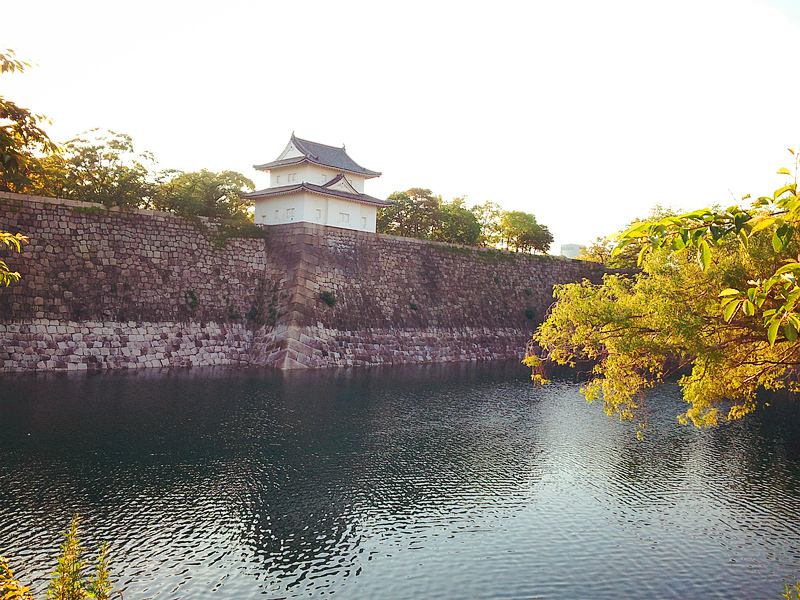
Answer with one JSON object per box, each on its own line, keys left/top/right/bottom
{"left": 0, "top": 192, "right": 608, "bottom": 372}
{"left": 0, "top": 319, "right": 251, "bottom": 371}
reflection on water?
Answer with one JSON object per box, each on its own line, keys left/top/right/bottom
{"left": 1, "top": 362, "right": 799, "bottom": 599}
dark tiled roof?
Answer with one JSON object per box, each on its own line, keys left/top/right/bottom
{"left": 245, "top": 182, "right": 391, "bottom": 207}
{"left": 254, "top": 134, "right": 381, "bottom": 178}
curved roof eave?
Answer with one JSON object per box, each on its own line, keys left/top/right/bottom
{"left": 245, "top": 182, "right": 390, "bottom": 207}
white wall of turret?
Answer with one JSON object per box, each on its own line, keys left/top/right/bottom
{"left": 253, "top": 192, "right": 377, "bottom": 232}
{"left": 270, "top": 164, "right": 365, "bottom": 192}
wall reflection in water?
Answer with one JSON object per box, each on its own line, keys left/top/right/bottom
{"left": 1, "top": 362, "right": 799, "bottom": 599}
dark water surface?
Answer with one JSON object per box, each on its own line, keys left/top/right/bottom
{"left": 1, "top": 362, "right": 799, "bottom": 599}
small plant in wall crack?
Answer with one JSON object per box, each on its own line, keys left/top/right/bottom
{"left": 184, "top": 289, "right": 199, "bottom": 310}
{"left": 319, "top": 291, "right": 337, "bottom": 307}
{"left": 409, "top": 302, "right": 419, "bottom": 311}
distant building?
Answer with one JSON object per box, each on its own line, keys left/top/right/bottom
{"left": 246, "top": 134, "right": 390, "bottom": 232}
{"left": 560, "top": 244, "right": 585, "bottom": 259}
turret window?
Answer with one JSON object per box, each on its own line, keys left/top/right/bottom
{"left": 288, "top": 173, "right": 297, "bottom": 183}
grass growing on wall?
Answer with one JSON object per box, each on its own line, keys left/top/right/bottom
{"left": 319, "top": 291, "right": 337, "bottom": 307}
{"left": 71, "top": 205, "right": 108, "bottom": 216}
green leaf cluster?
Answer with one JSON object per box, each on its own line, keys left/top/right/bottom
{"left": 153, "top": 169, "right": 254, "bottom": 220}
{"left": 0, "top": 231, "right": 27, "bottom": 286}
{"left": 614, "top": 150, "right": 800, "bottom": 347}
{"left": 0, "top": 50, "right": 59, "bottom": 193}
{"left": 534, "top": 151, "right": 800, "bottom": 427}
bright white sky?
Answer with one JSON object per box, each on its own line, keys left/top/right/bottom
{"left": 4, "top": 0, "right": 800, "bottom": 251}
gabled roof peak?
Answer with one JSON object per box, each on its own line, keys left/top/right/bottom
{"left": 255, "top": 134, "right": 381, "bottom": 178}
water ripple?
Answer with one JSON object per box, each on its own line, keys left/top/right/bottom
{"left": 1, "top": 363, "right": 799, "bottom": 598}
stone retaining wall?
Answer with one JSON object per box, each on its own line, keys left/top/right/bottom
{"left": 0, "top": 192, "right": 607, "bottom": 372}
{"left": 250, "top": 222, "right": 607, "bottom": 369}
{"left": 1, "top": 320, "right": 250, "bottom": 371}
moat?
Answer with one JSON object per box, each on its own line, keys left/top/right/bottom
{"left": 2, "top": 362, "right": 799, "bottom": 598}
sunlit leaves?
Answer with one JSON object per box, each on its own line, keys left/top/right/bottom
{"left": 0, "top": 555, "right": 34, "bottom": 599}
{"left": 533, "top": 150, "right": 800, "bottom": 430}
{"left": 611, "top": 150, "right": 800, "bottom": 344}
{"left": 722, "top": 298, "right": 740, "bottom": 322}
{"left": 0, "top": 231, "right": 27, "bottom": 286}
{"left": 0, "top": 50, "right": 59, "bottom": 193}
{"left": 698, "top": 239, "right": 711, "bottom": 271}
{"left": 771, "top": 223, "right": 793, "bottom": 252}
{"left": 749, "top": 215, "right": 776, "bottom": 233}
{"left": 767, "top": 319, "right": 780, "bottom": 346}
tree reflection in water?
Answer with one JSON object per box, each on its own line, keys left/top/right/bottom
{"left": 1, "top": 363, "right": 799, "bottom": 598}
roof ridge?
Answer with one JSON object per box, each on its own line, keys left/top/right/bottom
{"left": 292, "top": 135, "right": 345, "bottom": 151}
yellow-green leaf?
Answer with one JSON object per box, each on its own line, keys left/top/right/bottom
{"left": 748, "top": 216, "right": 776, "bottom": 234}
{"left": 698, "top": 240, "right": 711, "bottom": 271}
{"left": 772, "top": 230, "right": 786, "bottom": 252}
{"left": 768, "top": 319, "right": 780, "bottom": 346}
{"left": 775, "top": 183, "right": 797, "bottom": 200}
{"left": 777, "top": 167, "right": 792, "bottom": 176}
{"left": 722, "top": 300, "right": 740, "bottom": 322}
{"left": 718, "top": 288, "right": 742, "bottom": 297}
{"left": 636, "top": 245, "right": 647, "bottom": 267}
{"left": 773, "top": 262, "right": 800, "bottom": 276}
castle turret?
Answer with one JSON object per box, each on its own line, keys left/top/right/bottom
{"left": 247, "top": 134, "right": 389, "bottom": 231}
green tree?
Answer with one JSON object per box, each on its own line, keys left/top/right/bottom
{"left": 433, "top": 197, "right": 482, "bottom": 245}
{"left": 470, "top": 201, "right": 504, "bottom": 247}
{"left": 1, "top": 516, "right": 114, "bottom": 600}
{"left": 153, "top": 169, "right": 254, "bottom": 219}
{"left": 377, "top": 188, "right": 441, "bottom": 238}
{"left": 0, "top": 49, "right": 59, "bottom": 193}
{"left": 577, "top": 237, "right": 615, "bottom": 265}
{"left": 531, "top": 151, "right": 800, "bottom": 428}
{"left": 30, "top": 129, "right": 157, "bottom": 209}
{"left": 499, "top": 210, "right": 553, "bottom": 253}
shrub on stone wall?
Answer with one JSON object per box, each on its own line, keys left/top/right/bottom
{"left": 319, "top": 291, "right": 337, "bottom": 307}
